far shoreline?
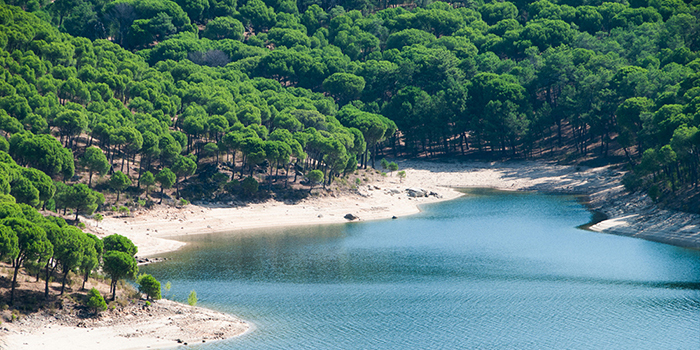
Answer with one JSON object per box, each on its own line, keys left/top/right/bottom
{"left": 88, "top": 159, "right": 700, "bottom": 260}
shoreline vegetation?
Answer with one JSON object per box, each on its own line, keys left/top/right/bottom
{"left": 4, "top": 159, "right": 700, "bottom": 349}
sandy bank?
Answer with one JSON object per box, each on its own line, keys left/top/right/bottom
{"left": 92, "top": 159, "right": 700, "bottom": 257}
{"left": 0, "top": 299, "right": 248, "bottom": 350}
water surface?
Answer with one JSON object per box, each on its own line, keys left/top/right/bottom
{"left": 142, "top": 189, "right": 700, "bottom": 349}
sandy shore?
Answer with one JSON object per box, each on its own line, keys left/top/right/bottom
{"left": 7, "top": 159, "right": 700, "bottom": 350}
{"left": 1, "top": 299, "right": 248, "bottom": 350}
{"left": 89, "top": 159, "right": 700, "bottom": 257}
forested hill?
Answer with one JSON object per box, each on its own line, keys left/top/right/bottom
{"left": 0, "top": 0, "right": 700, "bottom": 211}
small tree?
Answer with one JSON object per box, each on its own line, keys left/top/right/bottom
{"left": 102, "top": 250, "right": 138, "bottom": 300}
{"left": 163, "top": 281, "right": 172, "bottom": 298}
{"left": 171, "top": 155, "right": 197, "bottom": 197}
{"left": 65, "top": 183, "right": 104, "bottom": 221}
{"left": 307, "top": 170, "right": 324, "bottom": 193}
{"left": 137, "top": 274, "right": 161, "bottom": 300}
{"left": 388, "top": 162, "right": 398, "bottom": 175}
{"left": 188, "top": 290, "right": 197, "bottom": 306}
{"left": 140, "top": 171, "right": 155, "bottom": 197}
{"left": 110, "top": 171, "right": 131, "bottom": 202}
{"left": 80, "top": 233, "right": 102, "bottom": 290}
{"left": 1, "top": 218, "right": 51, "bottom": 305}
{"left": 380, "top": 158, "right": 389, "bottom": 170}
{"left": 93, "top": 213, "right": 103, "bottom": 227}
{"left": 397, "top": 170, "right": 406, "bottom": 183}
{"left": 54, "top": 227, "right": 86, "bottom": 295}
{"left": 86, "top": 287, "right": 107, "bottom": 314}
{"left": 155, "top": 168, "right": 176, "bottom": 204}
{"left": 81, "top": 147, "right": 110, "bottom": 187}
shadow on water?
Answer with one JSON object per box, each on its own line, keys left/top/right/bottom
{"left": 458, "top": 187, "right": 608, "bottom": 231}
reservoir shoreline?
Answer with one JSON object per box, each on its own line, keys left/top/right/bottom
{"left": 93, "top": 159, "right": 700, "bottom": 257}
{"left": 5, "top": 159, "right": 700, "bottom": 350}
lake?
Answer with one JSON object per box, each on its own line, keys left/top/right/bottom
{"left": 141, "top": 189, "right": 700, "bottom": 349}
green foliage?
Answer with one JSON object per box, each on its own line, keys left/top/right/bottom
{"left": 55, "top": 183, "right": 104, "bottom": 220}
{"left": 110, "top": 171, "right": 132, "bottom": 202}
{"left": 81, "top": 147, "right": 109, "bottom": 187}
{"left": 1, "top": 216, "right": 51, "bottom": 304}
{"left": 86, "top": 288, "right": 107, "bottom": 314}
{"left": 102, "top": 250, "right": 138, "bottom": 300}
{"left": 163, "top": 281, "right": 172, "bottom": 297}
{"left": 202, "top": 17, "right": 244, "bottom": 40}
{"left": 306, "top": 169, "right": 323, "bottom": 191}
{"left": 141, "top": 171, "right": 155, "bottom": 194}
{"left": 187, "top": 289, "right": 197, "bottom": 306}
{"left": 241, "top": 176, "right": 258, "bottom": 196}
{"left": 388, "top": 162, "right": 398, "bottom": 173}
{"left": 0, "top": 0, "right": 698, "bottom": 213}
{"left": 380, "top": 158, "right": 389, "bottom": 170}
{"left": 137, "top": 274, "right": 161, "bottom": 300}
{"left": 397, "top": 170, "right": 406, "bottom": 182}
{"left": 103, "top": 234, "right": 138, "bottom": 257}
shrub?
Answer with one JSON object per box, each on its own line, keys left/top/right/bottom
{"left": 187, "top": 290, "right": 197, "bottom": 306}
{"left": 137, "top": 274, "right": 161, "bottom": 300}
{"left": 397, "top": 171, "right": 406, "bottom": 183}
{"left": 86, "top": 288, "right": 107, "bottom": 314}
{"left": 118, "top": 206, "right": 130, "bottom": 216}
{"left": 163, "top": 281, "right": 172, "bottom": 298}
{"left": 241, "top": 176, "right": 259, "bottom": 196}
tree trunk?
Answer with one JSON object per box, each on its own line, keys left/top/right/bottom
{"left": 82, "top": 269, "right": 89, "bottom": 290}
{"left": 10, "top": 257, "right": 22, "bottom": 305}
{"left": 44, "top": 259, "right": 51, "bottom": 299}
{"left": 60, "top": 270, "right": 69, "bottom": 295}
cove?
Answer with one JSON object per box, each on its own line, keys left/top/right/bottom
{"left": 141, "top": 189, "right": 700, "bottom": 349}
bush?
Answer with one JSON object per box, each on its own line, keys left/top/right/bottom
{"left": 648, "top": 184, "right": 660, "bottom": 201}
{"left": 241, "top": 176, "right": 258, "bottom": 196}
{"left": 118, "top": 206, "right": 130, "bottom": 216}
{"left": 188, "top": 290, "right": 197, "bottom": 306}
{"left": 380, "top": 158, "right": 389, "bottom": 170}
{"left": 137, "top": 274, "right": 161, "bottom": 300}
{"left": 86, "top": 288, "right": 107, "bottom": 314}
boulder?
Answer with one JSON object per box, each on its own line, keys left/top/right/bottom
{"left": 344, "top": 213, "right": 359, "bottom": 221}
{"left": 406, "top": 188, "right": 427, "bottom": 197}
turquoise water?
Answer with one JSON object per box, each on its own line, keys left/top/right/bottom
{"left": 142, "top": 190, "right": 700, "bottom": 349}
